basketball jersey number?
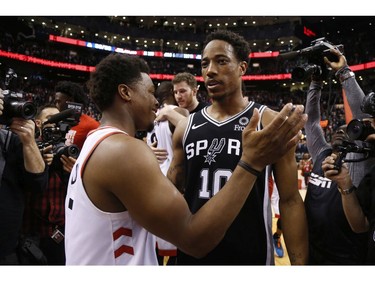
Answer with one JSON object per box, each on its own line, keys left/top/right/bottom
{"left": 199, "top": 168, "right": 232, "bottom": 199}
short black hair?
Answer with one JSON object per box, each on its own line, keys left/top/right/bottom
{"left": 203, "top": 29, "right": 251, "bottom": 64}
{"left": 55, "top": 81, "right": 88, "bottom": 107}
{"left": 87, "top": 53, "right": 150, "bottom": 111}
{"left": 155, "top": 81, "right": 174, "bottom": 104}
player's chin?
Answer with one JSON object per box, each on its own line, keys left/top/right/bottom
{"left": 146, "top": 120, "right": 155, "bottom": 132}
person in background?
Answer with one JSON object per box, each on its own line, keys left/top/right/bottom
{"left": 54, "top": 81, "right": 100, "bottom": 150}
{"left": 0, "top": 89, "right": 49, "bottom": 264}
{"left": 299, "top": 152, "right": 313, "bottom": 188}
{"left": 64, "top": 52, "right": 307, "bottom": 265}
{"left": 269, "top": 174, "right": 284, "bottom": 258}
{"left": 167, "top": 29, "right": 308, "bottom": 265}
{"left": 146, "top": 81, "right": 189, "bottom": 265}
{"left": 22, "top": 104, "right": 76, "bottom": 265}
{"left": 172, "top": 72, "right": 209, "bottom": 114}
{"left": 304, "top": 48, "right": 371, "bottom": 264}
{"left": 322, "top": 117, "right": 375, "bottom": 264}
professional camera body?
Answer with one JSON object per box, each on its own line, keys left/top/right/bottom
{"left": 280, "top": 38, "right": 344, "bottom": 82}
{"left": 0, "top": 68, "right": 37, "bottom": 125}
{"left": 334, "top": 92, "right": 375, "bottom": 170}
{"left": 37, "top": 104, "right": 82, "bottom": 170}
{"left": 346, "top": 92, "right": 375, "bottom": 141}
{"left": 360, "top": 91, "right": 375, "bottom": 116}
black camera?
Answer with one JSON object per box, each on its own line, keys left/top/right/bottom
{"left": 53, "top": 142, "right": 80, "bottom": 159}
{"left": 0, "top": 69, "right": 37, "bottom": 125}
{"left": 291, "top": 64, "right": 322, "bottom": 82}
{"left": 40, "top": 125, "right": 80, "bottom": 170}
{"left": 360, "top": 91, "right": 375, "bottom": 117}
{"left": 38, "top": 108, "right": 81, "bottom": 171}
{"left": 280, "top": 38, "right": 344, "bottom": 82}
{"left": 347, "top": 119, "right": 375, "bottom": 141}
{"left": 333, "top": 87, "right": 375, "bottom": 171}
{"left": 333, "top": 139, "right": 375, "bottom": 171}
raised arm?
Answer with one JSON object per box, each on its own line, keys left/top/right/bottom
{"left": 305, "top": 80, "right": 330, "bottom": 163}
{"left": 325, "top": 48, "right": 371, "bottom": 120}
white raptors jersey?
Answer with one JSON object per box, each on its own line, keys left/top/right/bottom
{"left": 65, "top": 126, "right": 158, "bottom": 265}
{"left": 147, "top": 106, "right": 176, "bottom": 175}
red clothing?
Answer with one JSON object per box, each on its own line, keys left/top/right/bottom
{"left": 65, "top": 114, "right": 100, "bottom": 150}
{"left": 23, "top": 171, "right": 66, "bottom": 238}
{"left": 300, "top": 159, "right": 313, "bottom": 176}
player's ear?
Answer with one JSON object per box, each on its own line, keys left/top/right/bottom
{"left": 118, "top": 84, "right": 131, "bottom": 101}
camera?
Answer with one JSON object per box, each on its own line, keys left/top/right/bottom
{"left": 291, "top": 64, "right": 322, "bottom": 82}
{"left": 333, "top": 139, "right": 375, "bottom": 171}
{"left": 347, "top": 119, "right": 375, "bottom": 141}
{"left": 280, "top": 38, "right": 344, "bottom": 82}
{"left": 53, "top": 142, "right": 80, "bottom": 159}
{"left": 40, "top": 125, "right": 80, "bottom": 170}
{"left": 360, "top": 91, "right": 375, "bottom": 117}
{"left": 0, "top": 68, "right": 37, "bottom": 125}
{"left": 38, "top": 108, "right": 81, "bottom": 170}
{"left": 333, "top": 90, "right": 375, "bottom": 170}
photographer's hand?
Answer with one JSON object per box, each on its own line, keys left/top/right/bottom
{"left": 9, "top": 118, "right": 36, "bottom": 145}
{"left": 9, "top": 117, "right": 45, "bottom": 173}
{"left": 61, "top": 155, "right": 76, "bottom": 173}
{"left": 41, "top": 144, "right": 54, "bottom": 166}
{"left": 322, "top": 153, "right": 352, "bottom": 190}
{"left": 324, "top": 48, "right": 347, "bottom": 72}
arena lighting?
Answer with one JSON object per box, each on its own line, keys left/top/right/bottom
{"left": 2, "top": 49, "right": 375, "bottom": 82}
{"left": 49, "top": 34, "right": 278, "bottom": 60}
{"left": 0, "top": 50, "right": 95, "bottom": 72}
{"left": 242, "top": 74, "right": 292, "bottom": 80}
{"left": 350, "top": 61, "right": 375, "bottom": 71}
{"left": 250, "top": 51, "right": 280, "bottom": 58}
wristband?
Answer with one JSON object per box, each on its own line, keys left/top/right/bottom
{"left": 237, "top": 160, "right": 261, "bottom": 177}
{"left": 335, "top": 66, "right": 355, "bottom": 83}
{"left": 338, "top": 185, "right": 356, "bottom": 195}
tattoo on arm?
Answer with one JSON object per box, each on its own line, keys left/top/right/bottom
{"left": 168, "top": 162, "right": 185, "bottom": 193}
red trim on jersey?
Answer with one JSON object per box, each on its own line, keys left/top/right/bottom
{"left": 113, "top": 227, "right": 133, "bottom": 240}
{"left": 80, "top": 128, "right": 128, "bottom": 178}
{"left": 157, "top": 249, "right": 177, "bottom": 256}
{"left": 113, "top": 227, "right": 134, "bottom": 258}
{"left": 114, "top": 245, "right": 134, "bottom": 258}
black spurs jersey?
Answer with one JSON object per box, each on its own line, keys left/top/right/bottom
{"left": 178, "top": 101, "right": 274, "bottom": 265}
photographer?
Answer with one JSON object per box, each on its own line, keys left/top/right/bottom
{"left": 54, "top": 81, "right": 99, "bottom": 150}
{"left": 0, "top": 89, "right": 48, "bottom": 264}
{"left": 322, "top": 117, "right": 375, "bottom": 264}
{"left": 304, "top": 48, "right": 373, "bottom": 264}
{"left": 22, "top": 104, "right": 77, "bottom": 265}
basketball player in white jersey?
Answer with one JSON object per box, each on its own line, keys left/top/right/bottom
{"left": 64, "top": 53, "right": 307, "bottom": 265}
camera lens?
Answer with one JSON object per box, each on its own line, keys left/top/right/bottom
{"left": 347, "top": 119, "right": 375, "bottom": 141}
{"left": 291, "top": 64, "right": 322, "bottom": 82}
{"left": 347, "top": 119, "right": 364, "bottom": 140}
{"left": 9, "top": 100, "right": 37, "bottom": 120}
{"left": 67, "top": 145, "right": 80, "bottom": 158}
{"left": 22, "top": 102, "right": 37, "bottom": 119}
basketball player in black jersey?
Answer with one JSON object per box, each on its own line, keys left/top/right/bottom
{"left": 168, "top": 30, "right": 308, "bottom": 265}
